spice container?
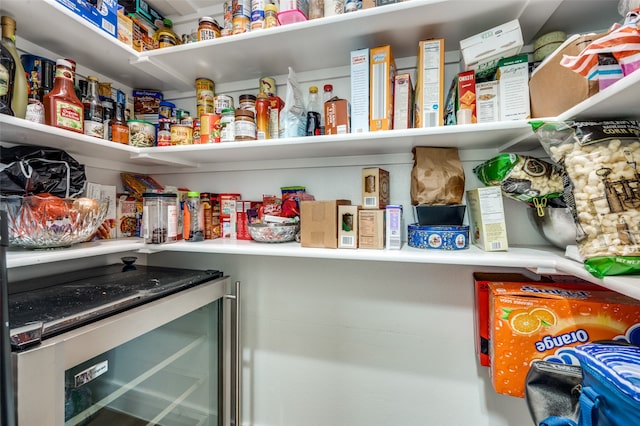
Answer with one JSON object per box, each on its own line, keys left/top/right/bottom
{"left": 143, "top": 193, "right": 178, "bottom": 244}
{"left": 184, "top": 192, "right": 204, "bottom": 241}
{"left": 235, "top": 109, "right": 256, "bottom": 141}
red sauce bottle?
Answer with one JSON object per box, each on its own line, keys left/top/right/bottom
{"left": 43, "top": 59, "right": 83, "bottom": 133}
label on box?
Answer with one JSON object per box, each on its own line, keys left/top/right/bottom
{"left": 338, "top": 205, "right": 360, "bottom": 249}
{"left": 351, "top": 48, "right": 370, "bottom": 133}
{"left": 467, "top": 186, "right": 508, "bottom": 251}
{"left": 385, "top": 205, "right": 402, "bottom": 249}
{"left": 359, "top": 209, "right": 385, "bottom": 249}
{"left": 476, "top": 81, "right": 499, "bottom": 123}
{"left": 414, "top": 39, "right": 444, "bottom": 128}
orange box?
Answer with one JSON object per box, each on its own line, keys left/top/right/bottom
{"left": 325, "top": 98, "right": 350, "bottom": 135}
{"left": 489, "top": 281, "right": 640, "bottom": 398}
{"left": 369, "top": 45, "right": 396, "bottom": 131}
{"left": 456, "top": 70, "right": 476, "bottom": 123}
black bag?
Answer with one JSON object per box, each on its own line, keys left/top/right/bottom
{"left": 0, "top": 145, "right": 86, "bottom": 198}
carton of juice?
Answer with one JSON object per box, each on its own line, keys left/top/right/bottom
{"left": 489, "top": 281, "right": 640, "bottom": 398}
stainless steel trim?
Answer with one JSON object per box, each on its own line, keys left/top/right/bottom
{"left": 223, "top": 280, "right": 241, "bottom": 426}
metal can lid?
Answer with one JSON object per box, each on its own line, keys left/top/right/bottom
{"left": 199, "top": 16, "right": 220, "bottom": 27}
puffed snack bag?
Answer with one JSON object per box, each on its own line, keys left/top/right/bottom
{"left": 534, "top": 119, "right": 640, "bottom": 278}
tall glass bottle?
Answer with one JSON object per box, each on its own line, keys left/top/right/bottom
{"left": 43, "top": 59, "right": 84, "bottom": 133}
{"left": 1, "top": 16, "right": 27, "bottom": 118}
{"left": 83, "top": 76, "right": 103, "bottom": 138}
{"left": 0, "top": 42, "right": 16, "bottom": 115}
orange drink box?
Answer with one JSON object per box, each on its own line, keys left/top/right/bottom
{"left": 489, "top": 281, "right": 640, "bottom": 398}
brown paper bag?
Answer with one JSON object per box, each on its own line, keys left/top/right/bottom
{"left": 411, "top": 147, "right": 465, "bottom": 205}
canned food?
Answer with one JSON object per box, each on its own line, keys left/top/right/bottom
{"left": 157, "top": 119, "right": 172, "bottom": 146}
{"left": 214, "top": 94, "right": 234, "bottom": 114}
{"left": 196, "top": 78, "right": 215, "bottom": 118}
{"left": 193, "top": 119, "right": 201, "bottom": 143}
{"left": 200, "top": 113, "right": 221, "bottom": 143}
{"left": 127, "top": 120, "right": 156, "bottom": 147}
{"left": 232, "top": 15, "right": 250, "bottom": 34}
{"left": 180, "top": 116, "right": 194, "bottom": 127}
{"left": 171, "top": 124, "right": 194, "bottom": 145}
{"left": 259, "top": 77, "right": 276, "bottom": 97}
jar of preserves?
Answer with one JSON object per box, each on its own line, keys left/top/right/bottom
{"left": 235, "top": 109, "right": 256, "bottom": 141}
{"left": 198, "top": 17, "right": 221, "bottom": 40}
{"left": 238, "top": 94, "right": 256, "bottom": 113}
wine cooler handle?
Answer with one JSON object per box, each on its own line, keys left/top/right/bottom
{"left": 225, "top": 280, "right": 241, "bottom": 426}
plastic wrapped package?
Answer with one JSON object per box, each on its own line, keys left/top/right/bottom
{"left": 534, "top": 119, "right": 640, "bottom": 277}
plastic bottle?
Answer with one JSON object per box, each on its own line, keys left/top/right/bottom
{"left": 43, "top": 59, "right": 84, "bottom": 133}
{"left": 306, "top": 86, "right": 321, "bottom": 136}
{"left": 83, "top": 76, "right": 103, "bottom": 138}
{"left": 255, "top": 92, "right": 270, "bottom": 139}
{"left": 184, "top": 192, "right": 204, "bottom": 241}
{"left": 153, "top": 19, "right": 181, "bottom": 49}
{"left": 322, "top": 84, "right": 333, "bottom": 135}
{"left": 1, "top": 16, "right": 27, "bottom": 118}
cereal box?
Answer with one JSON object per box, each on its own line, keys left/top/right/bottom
{"left": 489, "top": 281, "right": 640, "bottom": 397}
{"left": 369, "top": 45, "right": 396, "bottom": 131}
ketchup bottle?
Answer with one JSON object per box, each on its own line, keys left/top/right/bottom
{"left": 43, "top": 59, "right": 84, "bottom": 133}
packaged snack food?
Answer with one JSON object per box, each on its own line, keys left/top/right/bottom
{"left": 534, "top": 119, "right": 640, "bottom": 277}
{"left": 473, "top": 153, "right": 565, "bottom": 207}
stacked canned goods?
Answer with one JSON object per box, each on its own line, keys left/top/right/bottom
{"left": 196, "top": 78, "right": 215, "bottom": 118}
{"left": 232, "top": 0, "right": 251, "bottom": 34}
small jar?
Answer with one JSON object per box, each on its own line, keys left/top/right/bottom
{"left": 238, "top": 94, "right": 256, "bottom": 114}
{"left": 185, "top": 192, "right": 204, "bottom": 241}
{"left": 220, "top": 108, "right": 236, "bottom": 142}
{"left": 157, "top": 119, "right": 172, "bottom": 146}
{"left": 25, "top": 94, "right": 45, "bottom": 124}
{"left": 198, "top": 16, "right": 221, "bottom": 40}
{"left": 235, "top": 109, "right": 256, "bottom": 141}
{"left": 143, "top": 193, "right": 177, "bottom": 244}
{"left": 193, "top": 118, "right": 201, "bottom": 143}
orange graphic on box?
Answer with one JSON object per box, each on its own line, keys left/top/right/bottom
{"left": 489, "top": 282, "right": 640, "bottom": 398}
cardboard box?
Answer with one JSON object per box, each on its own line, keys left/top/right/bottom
{"left": 130, "top": 14, "right": 153, "bottom": 52}
{"left": 456, "top": 70, "right": 476, "bottom": 124}
{"left": 393, "top": 73, "right": 413, "bottom": 130}
{"left": 338, "top": 205, "right": 361, "bottom": 249}
{"left": 466, "top": 186, "right": 508, "bottom": 251}
{"left": 475, "top": 81, "right": 499, "bottom": 123}
{"left": 300, "top": 200, "right": 352, "bottom": 248}
{"left": 369, "top": 45, "right": 396, "bottom": 131}
{"left": 359, "top": 209, "right": 385, "bottom": 249}
{"left": 117, "top": 6, "right": 133, "bottom": 48}
{"left": 116, "top": 194, "right": 141, "bottom": 238}
{"left": 529, "top": 33, "right": 605, "bottom": 118}
{"left": 385, "top": 205, "right": 402, "bottom": 250}
{"left": 133, "top": 89, "right": 163, "bottom": 115}
{"left": 236, "top": 200, "right": 255, "bottom": 241}
{"left": 362, "top": 0, "right": 376, "bottom": 8}
{"left": 473, "top": 272, "right": 597, "bottom": 368}
{"left": 362, "top": 167, "right": 389, "bottom": 209}
{"left": 55, "top": 0, "right": 118, "bottom": 38}
{"left": 497, "top": 55, "right": 530, "bottom": 121}
{"left": 489, "top": 281, "right": 640, "bottom": 397}
{"left": 350, "top": 48, "right": 370, "bottom": 133}
{"left": 325, "top": 98, "right": 350, "bottom": 135}
{"left": 414, "top": 39, "right": 444, "bottom": 128}
{"left": 460, "top": 19, "right": 523, "bottom": 80}
{"left": 119, "top": 0, "right": 164, "bottom": 27}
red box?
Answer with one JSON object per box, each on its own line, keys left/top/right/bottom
{"left": 236, "top": 200, "right": 259, "bottom": 240}
{"left": 456, "top": 70, "right": 476, "bottom": 123}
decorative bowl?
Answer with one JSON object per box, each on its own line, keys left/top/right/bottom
{"left": 0, "top": 195, "right": 109, "bottom": 249}
{"left": 247, "top": 222, "right": 299, "bottom": 243}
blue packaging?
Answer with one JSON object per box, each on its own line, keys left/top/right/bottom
{"left": 407, "top": 224, "right": 469, "bottom": 250}
{"left": 54, "top": 0, "right": 118, "bottom": 38}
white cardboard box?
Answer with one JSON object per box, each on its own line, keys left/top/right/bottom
{"left": 350, "top": 48, "right": 370, "bottom": 133}
{"left": 497, "top": 54, "right": 530, "bottom": 121}
{"left": 414, "top": 39, "right": 444, "bottom": 128}
{"left": 460, "top": 19, "right": 523, "bottom": 78}
{"left": 476, "top": 81, "right": 499, "bottom": 123}
{"left": 466, "top": 186, "right": 508, "bottom": 251}
{"left": 385, "top": 205, "right": 403, "bottom": 250}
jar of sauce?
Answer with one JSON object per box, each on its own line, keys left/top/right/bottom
{"left": 198, "top": 17, "right": 221, "bottom": 40}
{"left": 238, "top": 94, "right": 256, "bottom": 113}
{"left": 235, "top": 109, "right": 256, "bottom": 141}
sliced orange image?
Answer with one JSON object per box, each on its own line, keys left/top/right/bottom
{"left": 529, "top": 307, "right": 557, "bottom": 327}
{"left": 509, "top": 312, "right": 542, "bottom": 335}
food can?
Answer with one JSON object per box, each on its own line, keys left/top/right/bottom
{"left": 201, "top": 113, "right": 221, "bottom": 143}
{"left": 170, "top": 124, "right": 194, "bottom": 145}
{"left": 223, "top": 1, "right": 234, "bottom": 32}
{"left": 232, "top": 15, "right": 250, "bottom": 34}
{"left": 196, "top": 78, "right": 215, "bottom": 118}
{"left": 214, "top": 94, "right": 234, "bottom": 114}
{"left": 180, "top": 116, "right": 195, "bottom": 127}
{"left": 251, "top": 0, "right": 265, "bottom": 30}
{"left": 176, "top": 109, "right": 190, "bottom": 122}
{"left": 157, "top": 119, "right": 172, "bottom": 146}
{"left": 193, "top": 119, "right": 201, "bottom": 143}
{"left": 259, "top": 77, "right": 276, "bottom": 97}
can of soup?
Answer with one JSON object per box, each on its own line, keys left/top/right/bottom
{"left": 196, "top": 78, "right": 215, "bottom": 118}
{"left": 214, "top": 94, "right": 234, "bottom": 114}
{"left": 171, "top": 124, "right": 193, "bottom": 145}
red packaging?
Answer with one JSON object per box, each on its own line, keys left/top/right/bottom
{"left": 219, "top": 193, "right": 241, "bottom": 218}
{"left": 457, "top": 70, "right": 476, "bottom": 123}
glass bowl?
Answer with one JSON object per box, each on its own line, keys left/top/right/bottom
{"left": 0, "top": 195, "right": 109, "bottom": 249}
{"left": 247, "top": 222, "right": 299, "bottom": 243}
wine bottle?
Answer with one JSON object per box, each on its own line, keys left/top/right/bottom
{"left": 0, "top": 42, "right": 16, "bottom": 115}
{"left": 1, "top": 16, "right": 27, "bottom": 119}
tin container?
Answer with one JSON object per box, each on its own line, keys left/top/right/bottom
{"left": 407, "top": 224, "right": 470, "bottom": 250}
{"left": 193, "top": 119, "right": 201, "bottom": 143}
{"left": 170, "top": 124, "right": 194, "bottom": 145}
{"left": 201, "top": 113, "right": 221, "bottom": 143}
{"left": 214, "top": 94, "right": 234, "bottom": 114}
{"left": 196, "top": 77, "right": 215, "bottom": 118}
{"left": 259, "top": 77, "right": 276, "bottom": 97}
{"left": 127, "top": 120, "right": 156, "bottom": 147}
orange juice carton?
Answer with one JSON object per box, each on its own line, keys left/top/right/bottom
{"left": 489, "top": 281, "right": 640, "bottom": 398}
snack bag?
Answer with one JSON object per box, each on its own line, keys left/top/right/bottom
{"left": 473, "top": 153, "right": 565, "bottom": 207}
{"left": 534, "top": 119, "right": 640, "bottom": 277}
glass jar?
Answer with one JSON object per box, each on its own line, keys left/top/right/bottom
{"left": 220, "top": 108, "right": 236, "bottom": 142}
{"left": 198, "top": 16, "right": 221, "bottom": 40}
{"left": 143, "top": 193, "right": 178, "bottom": 244}
{"left": 184, "top": 192, "right": 204, "bottom": 241}
{"left": 235, "top": 109, "right": 256, "bottom": 141}
{"left": 238, "top": 94, "right": 256, "bottom": 114}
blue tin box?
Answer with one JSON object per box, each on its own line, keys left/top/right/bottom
{"left": 407, "top": 224, "right": 470, "bottom": 250}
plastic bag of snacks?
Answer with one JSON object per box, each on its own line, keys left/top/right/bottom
{"left": 534, "top": 119, "right": 640, "bottom": 277}
{"left": 473, "top": 153, "right": 565, "bottom": 207}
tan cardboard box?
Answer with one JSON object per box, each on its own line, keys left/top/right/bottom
{"left": 393, "top": 73, "right": 413, "bottom": 130}
{"left": 301, "top": 200, "right": 352, "bottom": 248}
{"left": 362, "top": 167, "right": 389, "bottom": 209}
{"left": 359, "top": 209, "right": 385, "bottom": 249}
{"left": 369, "top": 45, "right": 396, "bottom": 131}
{"left": 466, "top": 186, "right": 508, "bottom": 251}
{"left": 325, "top": 98, "right": 350, "bottom": 135}
{"left": 338, "top": 205, "right": 361, "bottom": 249}
{"left": 414, "top": 39, "right": 444, "bottom": 128}
{"left": 529, "top": 33, "right": 605, "bottom": 118}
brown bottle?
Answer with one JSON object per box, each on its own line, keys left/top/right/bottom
{"left": 255, "top": 92, "right": 270, "bottom": 140}
{"left": 43, "top": 59, "right": 84, "bottom": 133}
